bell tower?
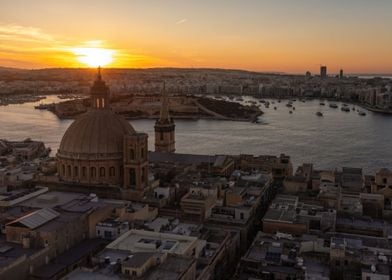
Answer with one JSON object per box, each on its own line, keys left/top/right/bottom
{"left": 154, "top": 83, "right": 175, "bottom": 153}
{"left": 90, "top": 66, "right": 110, "bottom": 109}
{"left": 123, "top": 133, "right": 149, "bottom": 193}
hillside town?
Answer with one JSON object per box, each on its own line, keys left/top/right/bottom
{"left": 1, "top": 67, "right": 392, "bottom": 114}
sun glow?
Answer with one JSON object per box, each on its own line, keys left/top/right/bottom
{"left": 72, "top": 46, "right": 115, "bottom": 67}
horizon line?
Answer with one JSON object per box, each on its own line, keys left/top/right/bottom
{"left": 1, "top": 66, "right": 391, "bottom": 76}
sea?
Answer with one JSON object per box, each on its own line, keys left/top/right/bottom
{"left": 1, "top": 95, "right": 391, "bottom": 174}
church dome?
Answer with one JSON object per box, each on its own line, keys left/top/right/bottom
{"left": 58, "top": 109, "right": 135, "bottom": 159}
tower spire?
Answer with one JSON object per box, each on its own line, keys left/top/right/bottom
{"left": 90, "top": 66, "right": 110, "bottom": 109}
{"left": 154, "top": 82, "right": 175, "bottom": 153}
{"left": 97, "top": 66, "right": 102, "bottom": 81}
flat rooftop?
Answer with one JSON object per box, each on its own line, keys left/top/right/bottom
{"left": 106, "top": 229, "right": 198, "bottom": 256}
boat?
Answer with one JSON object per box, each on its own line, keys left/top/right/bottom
{"left": 289, "top": 111, "right": 293, "bottom": 114}
{"left": 329, "top": 103, "right": 338, "bottom": 108}
{"left": 293, "top": 107, "right": 295, "bottom": 110}
{"left": 352, "top": 107, "right": 355, "bottom": 111}
{"left": 34, "top": 103, "right": 55, "bottom": 110}
{"left": 359, "top": 111, "right": 367, "bottom": 116}
{"left": 343, "top": 103, "right": 348, "bottom": 107}
{"left": 260, "top": 99, "right": 266, "bottom": 103}
{"left": 278, "top": 99, "right": 281, "bottom": 103}
{"left": 341, "top": 107, "right": 350, "bottom": 112}
{"left": 274, "top": 107, "right": 277, "bottom": 110}
{"left": 320, "top": 102, "right": 325, "bottom": 106}
{"left": 316, "top": 112, "right": 323, "bottom": 117}
{"left": 286, "top": 103, "right": 292, "bottom": 107}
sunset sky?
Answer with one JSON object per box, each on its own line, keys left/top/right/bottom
{"left": 0, "top": 0, "right": 391, "bottom": 73}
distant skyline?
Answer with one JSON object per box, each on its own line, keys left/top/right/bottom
{"left": 0, "top": 0, "right": 392, "bottom": 73}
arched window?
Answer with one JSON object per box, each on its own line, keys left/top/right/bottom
{"left": 67, "top": 165, "right": 71, "bottom": 177}
{"left": 90, "top": 167, "right": 96, "bottom": 178}
{"left": 62, "top": 164, "right": 65, "bottom": 176}
{"left": 129, "top": 149, "right": 135, "bottom": 160}
{"left": 100, "top": 167, "right": 105, "bottom": 177}
{"left": 141, "top": 148, "right": 145, "bottom": 159}
{"left": 129, "top": 168, "right": 136, "bottom": 186}
{"left": 73, "top": 166, "right": 78, "bottom": 177}
{"left": 160, "top": 132, "right": 164, "bottom": 141}
{"left": 109, "top": 167, "right": 115, "bottom": 177}
{"left": 82, "top": 167, "right": 86, "bottom": 177}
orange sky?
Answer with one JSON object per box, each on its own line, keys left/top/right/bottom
{"left": 0, "top": 0, "right": 392, "bottom": 74}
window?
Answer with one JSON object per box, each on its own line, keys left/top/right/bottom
{"left": 67, "top": 165, "right": 71, "bottom": 177}
{"left": 141, "top": 148, "right": 144, "bottom": 159}
{"left": 104, "top": 231, "right": 112, "bottom": 238}
{"left": 383, "top": 178, "right": 388, "bottom": 184}
{"left": 109, "top": 167, "right": 115, "bottom": 177}
{"left": 129, "top": 169, "right": 136, "bottom": 186}
{"left": 160, "top": 131, "right": 163, "bottom": 141}
{"left": 240, "top": 212, "right": 244, "bottom": 220}
{"left": 129, "top": 149, "right": 135, "bottom": 160}
{"left": 73, "top": 166, "right": 78, "bottom": 177}
{"left": 62, "top": 164, "right": 65, "bottom": 176}
{"left": 90, "top": 167, "right": 96, "bottom": 178}
{"left": 100, "top": 167, "right": 105, "bottom": 177}
{"left": 141, "top": 168, "right": 145, "bottom": 183}
{"left": 82, "top": 167, "right": 86, "bottom": 177}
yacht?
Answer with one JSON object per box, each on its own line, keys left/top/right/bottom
{"left": 329, "top": 103, "right": 338, "bottom": 108}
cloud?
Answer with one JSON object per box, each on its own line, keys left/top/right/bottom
{"left": 176, "top": 18, "right": 188, "bottom": 25}
{"left": 0, "top": 23, "right": 54, "bottom": 42}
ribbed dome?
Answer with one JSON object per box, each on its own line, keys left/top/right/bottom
{"left": 58, "top": 110, "right": 135, "bottom": 158}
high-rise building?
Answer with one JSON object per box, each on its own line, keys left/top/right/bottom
{"left": 154, "top": 84, "right": 175, "bottom": 153}
{"left": 320, "top": 66, "right": 327, "bottom": 78}
{"left": 339, "top": 69, "right": 344, "bottom": 79}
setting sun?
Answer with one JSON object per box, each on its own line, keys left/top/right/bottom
{"left": 71, "top": 47, "right": 115, "bottom": 67}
